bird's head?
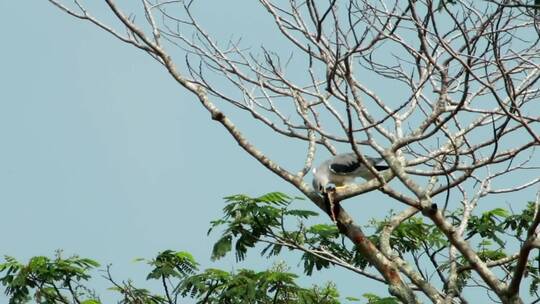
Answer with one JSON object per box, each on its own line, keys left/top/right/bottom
{"left": 312, "top": 167, "right": 328, "bottom": 194}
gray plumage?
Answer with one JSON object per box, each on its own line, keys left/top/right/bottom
{"left": 312, "top": 153, "right": 389, "bottom": 193}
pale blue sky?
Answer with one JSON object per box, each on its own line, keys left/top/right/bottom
{"left": 2, "top": 1, "right": 536, "bottom": 303}
{"left": 0, "top": 1, "right": 395, "bottom": 302}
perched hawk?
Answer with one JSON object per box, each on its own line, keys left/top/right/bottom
{"left": 312, "top": 153, "right": 389, "bottom": 194}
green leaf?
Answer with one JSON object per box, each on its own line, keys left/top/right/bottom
{"left": 478, "top": 249, "right": 506, "bottom": 262}
{"left": 346, "top": 296, "right": 361, "bottom": 301}
{"left": 285, "top": 209, "right": 319, "bottom": 219}
{"left": 362, "top": 293, "right": 399, "bottom": 304}
{"left": 146, "top": 250, "right": 198, "bottom": 280}
{"left": 256, "top": 192, "right": 292, "bottom": 204}
{"left": 490, "top": 208, "right": 510, "bottom": 218}
{"left": 308, "top": 224, "right": 340, "bottom": 238}
{"left": 211, "top": 236, "right": 232, "bottom": 261}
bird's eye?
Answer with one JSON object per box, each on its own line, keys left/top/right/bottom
{"left": 319, "top": 185, "right": 324, "bottom": 192}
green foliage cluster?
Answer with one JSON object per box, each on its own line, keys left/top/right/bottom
{"left": 0, "top": 251, "right": 99, "bottom": 304}
{"left": 208, "top": 193, "right": 317, "bottom": 261}
{"left": 370, "top": 216, "right": 447, "bottom": 253}
{"left": 359, "top": 293, "right": 400, "bottom": 304}
{"left": 179, "top": 264, "right": 341, "bottom": 304}
{"left": 2, "top": 192, "right": 539, "bottom": 303}
{"left": 209, "top": 192, "right": 370, "bottom": 276}
{"left": 208, "top": 193, "right": 540, "bottom": 299}
{"left": 0, "top": 192, "right": 399, "bottom": 303}
{"left": 0, "top": 249, "right": 344, "bottom": 304}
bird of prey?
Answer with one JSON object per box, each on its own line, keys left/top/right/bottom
{"left": 312, "top": 153, "right": 390, "bottom": 194}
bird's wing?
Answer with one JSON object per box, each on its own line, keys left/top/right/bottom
{"left": 329, "top": 153, "right": 388, "bottom": 175}
{"left": 328, "top": 153, "right": 362, "bottom": 175}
